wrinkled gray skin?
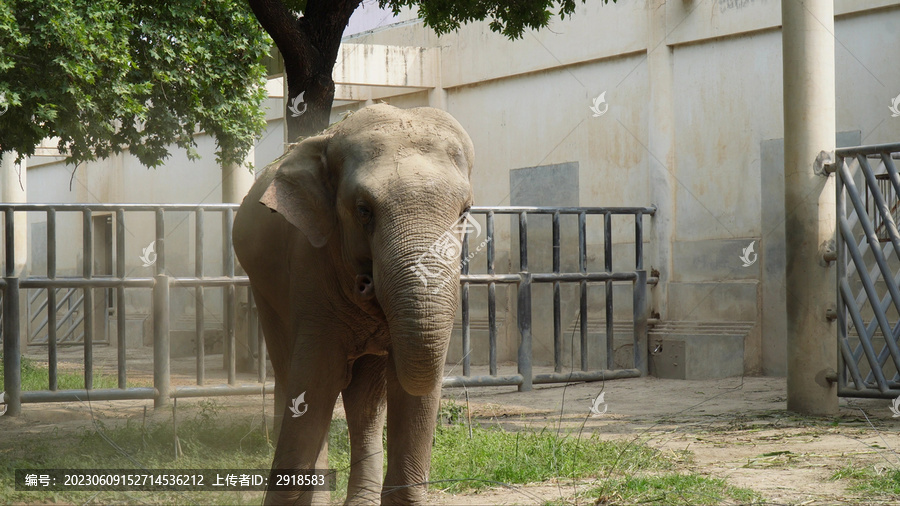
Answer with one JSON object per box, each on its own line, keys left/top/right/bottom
{"left": 233, "top": 104, "right": 474, "bottom": 505}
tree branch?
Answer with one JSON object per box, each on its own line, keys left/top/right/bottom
{"left": 247, "top": 0, "right": 311, "bottom": 66}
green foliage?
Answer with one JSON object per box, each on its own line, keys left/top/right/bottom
{"left": 383, "top": 0, "right": 608, "bottom": 40}
{"left": 832, "top": 463, "right": 900, "bottom": 497}
{"left": 546, "top": 474, "right": 765, "bottom": 505}
{"left": 0, "top": 0, "right": 271, "bottom": 167}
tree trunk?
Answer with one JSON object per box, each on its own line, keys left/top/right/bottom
{"left": 248, "top": 0, "right": 362, "bottom": 141}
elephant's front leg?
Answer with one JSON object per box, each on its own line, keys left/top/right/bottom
{"left": 265, "top": 339, "right": 347, "bottom": 506}
{"left": 381, "top": 356, "right": 442, "bottom": 505}
{"left": 342, "top": 354, "right": 387, "bottom": 505}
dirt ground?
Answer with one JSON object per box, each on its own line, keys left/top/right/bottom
{"left": 4, "top": 346, "right": 900, "bottom": 505}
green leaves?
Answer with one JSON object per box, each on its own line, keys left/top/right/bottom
{"left": 382, "top": 0, "right": 604, "bottom": 40}
{"left": 0, "top": 0, "right": 271, "bottom": 167}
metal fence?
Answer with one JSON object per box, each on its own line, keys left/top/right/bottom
{"left": 444, "top": 206, "right": 656, "bottom": 391}
{"left": 833, "top": 142, "right": 900, "bottom": 398}
{"left": 2, "top": 203, "right": 655, "bottom": 415}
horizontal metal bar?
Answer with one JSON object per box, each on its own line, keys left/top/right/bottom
{"left": 533, "top": 368, "right": 641, "bottom": 384}
{"left": 20, "top": 278, "right": 155, "bottom": 288}
{"left": 459, "top": 272, "right": 639, "bottom": 284}
{"left": 835, "top": 142, "right": 900, "bottom": 157}
{"left": 469, "top": 205, "right": 656, "bottom": 215}
{"left": 442, "top": 375, "right": 524, "bottom": 388}
{"left": 19, "top": 388, "right": 157, "bottom": 403}
{"left": 531, "top": 272, "right": 637, "bottom": 283}
{"left": 838, "top": 387, "right": 900, "bottom": 399}
{"left": 171, "top": 384, "right": 275, "bottom": 398}
{"left": 170, "top": 276, "right": 251, "bottom": 288}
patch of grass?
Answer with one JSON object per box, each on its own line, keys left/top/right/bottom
{"left": 545, "top": 474, "right": 764, "bottom": 505}
{"left": 0, "top": 400, "right": 273, "bottom": 504}
{"left": 832, "top": 462, "right": 900, "bottom": 497}
{"left": 428, "top": 424, "right": 672, "bottom": 493}
{"left": 0, "top": 354, "right": 141, "bottom": 391}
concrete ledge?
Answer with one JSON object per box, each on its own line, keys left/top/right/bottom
{"left": 649, "top": 333, "right": 745, "bottom": 380}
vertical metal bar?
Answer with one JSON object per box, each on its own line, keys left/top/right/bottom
{"left": 836, "top": 156, "right": 847, "bottom": 388}
{"left": 635, "top": 212, "right": 644, "bottom": 270}
{"left": 249, "top": 290, "right": 264, "bottom": 384}
{"left": 3, "top": 276, "right": 21, "bottom": 416}
{"left": 224, "top": 208, "right": 236, "bottom": 385}
{"left": 4, "top": 208, "right": 13, "bottom": 276}
{"left": 552, "top": 211, "right": 562, "bottom": 373}
{"left": 633, "top": 270, "right": 648, "bottom": 375}
{"left": 579, "top": 212, "right": 588, "bottom": 371}
{"left": 155, "top": 208, "right": 166, "bottom": 275}
{"left": 47, "top": 209, "right": 57, "bottom": 391}
{"left": 116, "top": 208, "right": 126, "bottom": 388}
{"left": 195, "top": 209, "right": 205, "bottom": 386}
{"left": 461, "top": 227, "right": 470, "bottom": 377}
{"left": 517, "top": 212, "right": 532, "bottom": 391}
{"left": 83, "top": 209, "right": 93, "bottom": 390}
{"left": 487, "top": 212, "right": 497, "bottom": 376}
{"left": 153, "top": 274, "right": 170, "bottom": 408}
{"left": 605, "top": 212, "right": 614, "bottom": 370}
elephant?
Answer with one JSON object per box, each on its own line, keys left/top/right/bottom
{"left": 233, "top": 103, "right": 475, "bottom": 504}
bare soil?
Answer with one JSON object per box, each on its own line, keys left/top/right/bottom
{"left": 4, "top": 346, "right": 900, "bottom": 505}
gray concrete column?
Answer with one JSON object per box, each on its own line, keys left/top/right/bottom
{"left": 647, "top": 0, "right": 675, "bottom": 321}
{"left": 1, "top": 151, "right": 27, "bottom": 274}
{"left": 782, "top": 0, "right": 838, "bottom": 415}
{"left": 427, "top": 47, "right": 447, "bottom": 111}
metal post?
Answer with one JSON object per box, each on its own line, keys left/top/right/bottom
{"left": 461, "top": 229, "right": 471, "bottom": 377}
{"left": 633, "top": 270, "right": 648, "bottom": 375}
{"left": 552, "top": 212, "right": 562, "bottom": 373}
{"left": 195, "top": 209, "right": 205, "bottom": 386}
{"left": 223, "top": 208, "right": 236, "bottom": 385}
{"left": 782, "top": 0, "right": 838, "bottom": 414}
{"left": 517, "top": 212, "right": 532, "bottom": 392}
{"left": 47, "top": 209, "right": 58, "bottom": 391}
{"left": 153, "top": 274, "right": 170, "bottom": 408}
{"left": 487, "top": 212, "right": 497, "bottom": 376}
{"left": 82, "top": 209, "right": 93, "bottom": 390}
{"left": 116, "top": 208, "right": 126, "bottom": 388}
{"left": 605, "top": 212, "right": 614, "bottom": 370}
{"left": 579, "top": 212, "right": 587, "bottom": 371}
{"left": 3, "top": 276, "right": 21, "bottom": 416}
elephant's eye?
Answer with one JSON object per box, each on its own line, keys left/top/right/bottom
{"left": 356, "top": 204, "right": 373, "bottom": 224}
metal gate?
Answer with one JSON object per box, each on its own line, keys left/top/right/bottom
{"left": 834, "top": 142, "right": 900, "bottom": 398}
{"left": 2, "top": 203, "right": 655, "bottom": 415}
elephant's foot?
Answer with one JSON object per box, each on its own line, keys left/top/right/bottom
{"left": 380, "top": 482, "right": 428, "bottom": 505}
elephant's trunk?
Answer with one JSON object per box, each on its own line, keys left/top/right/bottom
{"left": 374, "top": 216, "right": 461, "bottom": 397}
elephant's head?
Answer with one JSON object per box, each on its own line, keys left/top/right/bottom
{"left": 260, "top": 104, "right": 474, "bottom": 396}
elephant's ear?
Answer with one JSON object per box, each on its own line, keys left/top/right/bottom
{"left": 260, "top": 135, "right": 335, "bottom": 248}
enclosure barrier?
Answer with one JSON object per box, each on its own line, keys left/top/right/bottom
{"left": 832, "top": 142, "right": 900, "bottom": 398}
{"left": 444, "top": 206, "right": 656, "bottom": 392}
{"left": 2, "top": 203, "right": 655, "bottom": 415}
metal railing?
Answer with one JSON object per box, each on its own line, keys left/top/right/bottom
{"left": 833, "top": 142, "right": 900, "bottom": 398}
{"left": 1, "top": 204, "right": 267, "bottom": 417}
{"left": 444, "top": 206, "right": 656, "bottom": 391}
{"left": 2, "top": 203, "right": 656, "bottom": 414}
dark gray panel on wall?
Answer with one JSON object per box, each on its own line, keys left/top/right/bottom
{"left": 510, "top": 162, "right": 579, "bottom": 206}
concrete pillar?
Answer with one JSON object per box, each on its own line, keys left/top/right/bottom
{"left": 647, "top": 0, "right": 675, "bottom": 321}
{"left": 1, "top": 151, "right": 27, "bottom": 274}
{"left": 427, "top": 47, "right": 447, "bottom": 111}
{"left": 782, "top": 0, "right": 838, "bottom": 415}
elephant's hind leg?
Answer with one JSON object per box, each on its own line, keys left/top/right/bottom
{"left": 342, "top": 354, "right": 387, "bottom": 505}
